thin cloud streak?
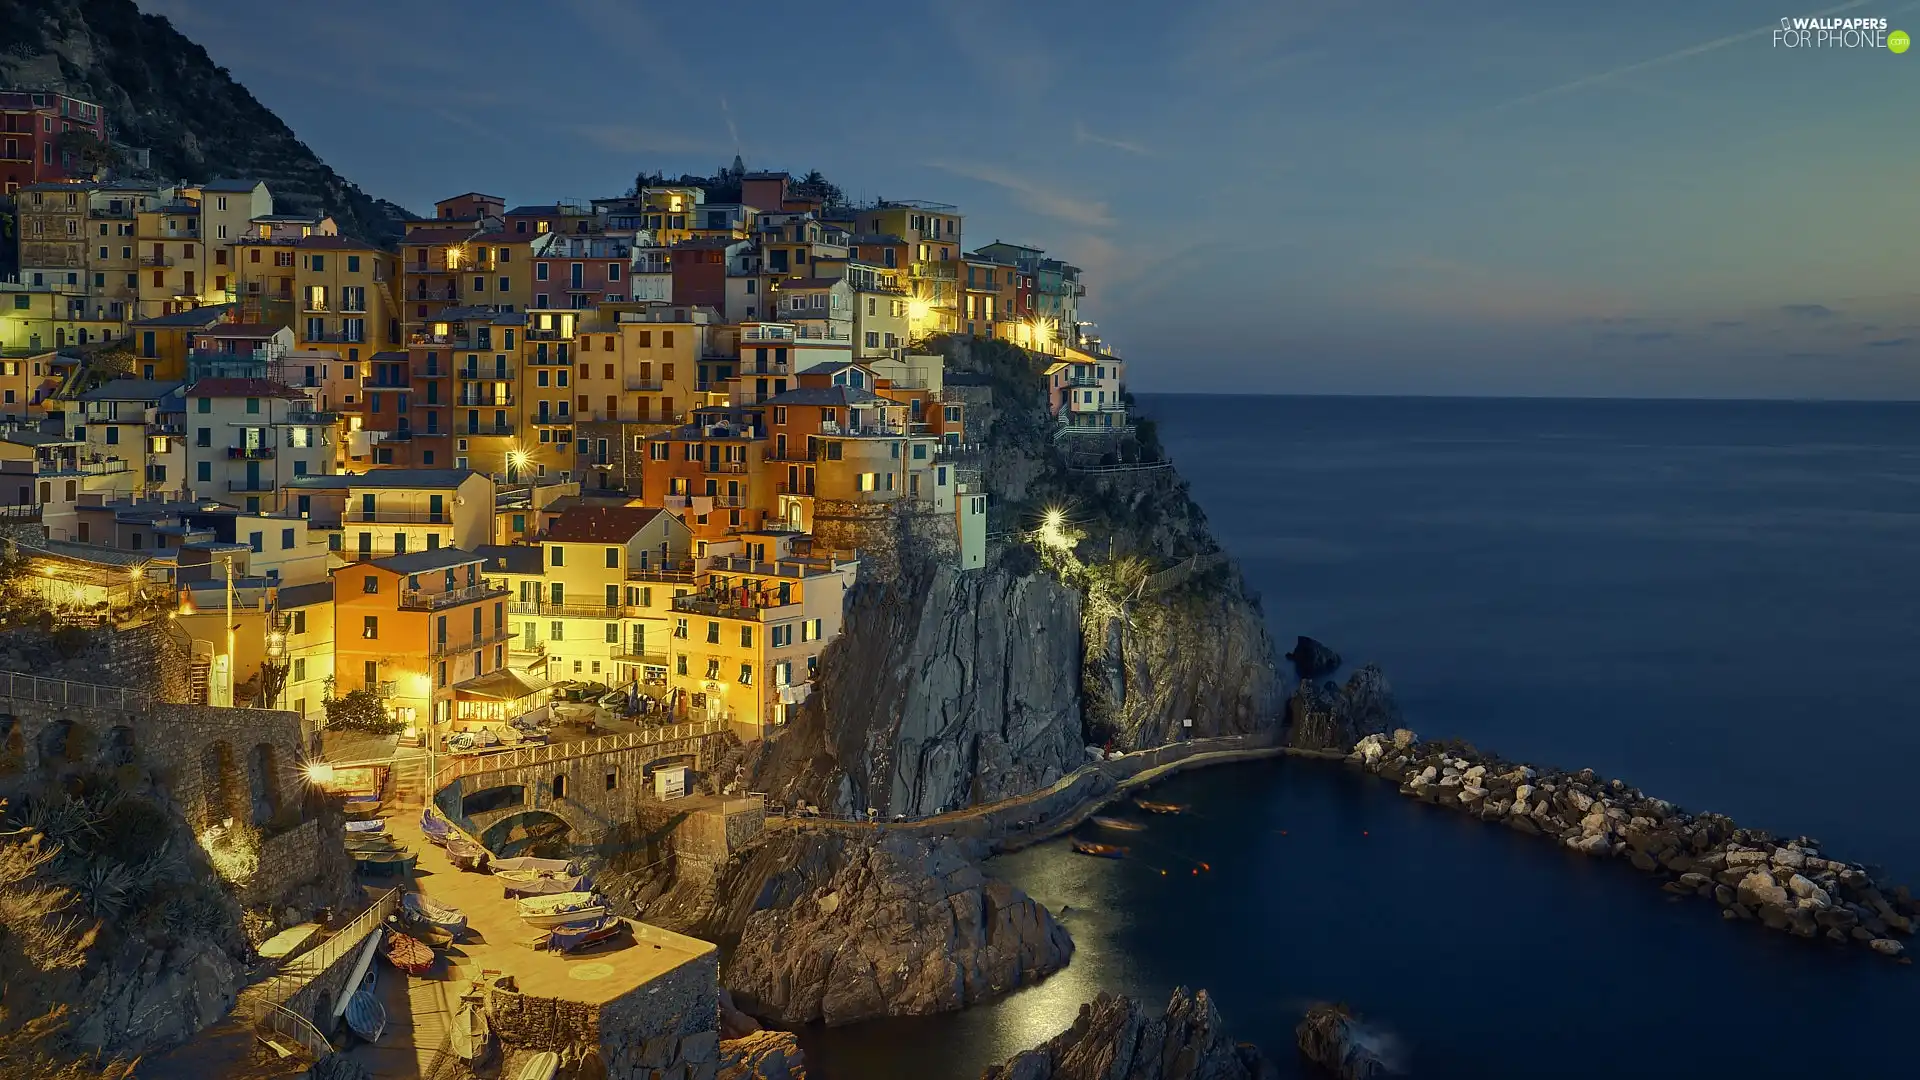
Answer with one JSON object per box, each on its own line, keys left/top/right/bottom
{"left": 925, "top": 160, "right": 1115, "bottom": 228}
{"left": 1075, "top": 122, "right": 1149, "bottom": 156}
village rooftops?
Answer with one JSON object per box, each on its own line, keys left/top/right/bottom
{"left": 454, "top": 667, "right": 550, "bottom": 701}
{"left": 101, "top": 498, "right": 225, "bottom": 523}
{"left": 183, "top": 378, "right": 311, "bottom": 400}
{"left": 761, "top": 385, "right": 889, "bottom": 408}
{"left": 275, "top": 580, "right": 335, "bottom": 609}
{"left": 286, "top": 468, "right": 480, "bottom": 491}
{"left": 76, "top": 379, "right": 185, "bottom": 402}
{"left": 543, "top": 505, "right": 667, "bottom": 543}
{"left": 196, "top": 323, "right": 289, "bottom": 341}
{"left": 132, "top": 304, "right": 235, "bottom": 328}
{"left": 15, "top": 535, "right": 158, "bottom": 569}
{"left": 199, "top": 178, "right": 264, "bottom": 193}
{"left": 0, "top": 429, "right": 82, "bottom": 448}
{"left": 369, "top": 351, "right": 409, "bottom": 363}
{"left": 670, "top": 237, "right": 745, "bottom": 250}
{"left": 401, "top": 226, "right": 487, "bottom": 245}
{"left": 291, "top": 235, "right": 378, "bottom": 250}
{"left": 475, "top": 543, "right": 543, "bottom": 575}
{"left": 364, "top": 547, "right": 487, "bottom": 575}
{"left": 252, "top": 214, "right": 327, "bottom": 225}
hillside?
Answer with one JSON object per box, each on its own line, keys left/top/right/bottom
{"left": 0, "top": 0, "right": 411, "bottom": 243}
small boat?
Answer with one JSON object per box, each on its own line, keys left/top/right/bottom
{"left": 354, "top": 850, "right": 416, "bottom": 876}
{"left": 597, "top": 690, "right": 627, "bottom": 709}
{"left": 344, "top": 793, "right": 385, "bottom": 820}
{"left": 386, "top": 911, "right": 453, "bottom": 949}
{"left": 517, "top": 1050, "right": 560, "bottom": 1080}
{"left": 1091, "top": 816, "right": 1146, "bottom": 832}
{"left": 1133, "top": 800, "right": 1186, "bottom": 815}
{"left": 419, "top": 809, "right": 453, "bottom": 845}
{"left": 402, "top": 892, "right": 468, "bottom": 938}
{"left": 448, "top": 997, "right": 493, "bottom": 1062}
{"left": 491, "top": 855, "right": 576, "bottom": 875}
{"left": 1072, "top": 840, "right": 1128, "bottom": 859}
{"left": 344, "top": 818, "right": 387, "bottom": 835}
{"left": 345, "top": 965, "right": 385, "bottom": 1042}
{"left": 548, "top": 915, "right": 627, "bottom": 954}
{"left": 447, "top": 836, "right": 490, "bottom": 872}
{"left": 383, "top": 930, "right": 435, "bottom": 976}
{"left": 515, "top": 891, "right": 607, "bottom": 927}
{"left": 501, "top": 872, "right": 588, "bottom": 899}
{"left": 346, "top": 836, "right": 406, "bottom": 853}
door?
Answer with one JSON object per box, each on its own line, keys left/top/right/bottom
{"left": 429, "top": 494, "right": 444, "bottom": 522}
{"left": 245, "top": 461, "right": 260, "bottom": 490}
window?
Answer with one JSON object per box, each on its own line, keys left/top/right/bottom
{"left": 292, "top": 611, "right": 306, "bottom": 634}
{"left": 604, "top": 546, "right": 621, "bottom": 569}
{"left": 606, "top": 772, "right": 618, "bottom": 791}
{"left": 739, "top": 663, "right": 753, "bottom": 685}
{"left": 740, "top": 625, "right": 753, "bottom": 648}
{"left": 858, "top": 472, "right": 878, "bottom": 492}
{"left": 363, "top": 575, "right": 380, "bottom": 594}
{"left": 772, "top": 624, "right": 792, "bottom": 648}
{"left": 293, "top": 658, "right": 306, "bottom": 681}
{"left": 365, "top": 660, "right": 378, "bottom": 684}
{"left": 281, "top": 527, "right": 295, "bottom": 549}
{"left": 605, "top": 623, "right": 620, "bottom": 643}
{"left": 363, "top": 616, "right": 379, "bottom": 639}
{"left": 535, "top": 263, "right": 548, "bottom": 281}
{"left": 550, "top": 620, "right": 564, "bottom": 641}
{"left": 196, "top": 461, "right": 211, "bottom": 482}
{"left": 550, "top": 546, "right": 564, "bottom": 567}
{"left": 706, "top": 620, "right": 720, "bottom": 644}
{"left": 674, "top": 617, "right": 688, "bottom": 639}
{"left": 248, "top": 531, "right": 263, "bottom": 553}
{"left": 677, "top": 656, "right": 688, "bottom": 676}
{"left": 801, "top": 618, "right": 822, "bottom": 642}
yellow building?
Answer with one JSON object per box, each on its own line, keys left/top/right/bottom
{"left": 284, "top": 468, "right": 495, "bottom": 560}
{"left": 233, "top": 235, "right": 298, "bottom": 327}
{"left": 129, "top": 304, "right": 234, "bottom": 382}
{"left": 855, "top": 201, "right": 964, "bottom": 336}
{"left": 133, "top": 196, "right": 210, "bottom": 319}
{"left": 291, "top": 236, "right": 398, "bottom": 363}
{"left": 399, "top": 227, "right": 535, "bottom": 341}
{"left": 1, "top": 280, "right": 119, "bottom": 353}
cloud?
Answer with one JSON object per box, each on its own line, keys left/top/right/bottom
{"left": 925, "top": 160, "right": 1114, "bottom": 228}
{"left": 1779, "top": 303, "right": 1838, "bottom": 319}
{"left": 1479, "top": 0, "right": 1878, "bottom": 115}
{"left": 1074, "top": 122, "right": 1149, "bottom": 156}
{"left": 1865, "top": 338, "right": 1913, "bottom": 348}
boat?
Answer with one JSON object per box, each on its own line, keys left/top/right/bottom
{"left": 344, "top": 818, "right": 387, "bottom": 835}
{"left": 548, "top": 915, "right": 627, "bottom": 954}
{"left": 385, "top": 911, "right": 453, "bottom": 949}
{"left": 344, "top": 793, "right": 385, "bottom": 820}
{"left": 1133, "top": 800, "right": 1186, "bottom": 815}
{"left": 419, "top": 809, "right": 453, "bottom": 845}
{"left": 346, "top": 836, "right": 406, "bottom": 853}
{"left": 516, "top": 1050, "right": 560, "bottom": 1080}
{"left": 402, "top": 892, "right": 468, "bottom": 937}
{"left": 354, "top": 850, "right": 416, "bottom": 876}
{"left": 448, "top": 997, "right": 493, "bottom": 1062}
{"left": 344, "top": 965, "right": 385, "bottom": 1042}
{"left": 501, "top": 872, "right": 588, "bottom": 899}
{"left": 491, "top": 855, "right": 576, "bottom": 875}
{"left": 1072, "top": 840, "right": 1128, "bottom": 859}
{"left": 446, "top": 836, "right": 490, "bottom": 872}
{"left": 1091, "top": 816, "right": 1146, "bottom": 832}
{"left": 515, "top": 891, "right": 607, "bottom": 927}
{"left": 383, "top": 930, "right": 435, "bottom": 976}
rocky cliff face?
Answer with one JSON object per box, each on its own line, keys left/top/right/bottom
{"left": 717, "top": 828, "right": 1072, "bottom": 1027}
{"left": 1284, "top": 664, "right": 1401, "bottom": 752}
{"left": 982, "top": 988, "right": 1276, "bottom": 1080}
{"left": 755, "top": 562, "right": 1087, "bottom": 818}
{"left": 1095, "top": 574, "right": 1285, "bottom": 750}
{"left": 0, "top": 0, "right": 410, "bottom": 242}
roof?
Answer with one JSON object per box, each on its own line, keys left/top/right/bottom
{"left": 369, "top": 351, "right": 409, "bottom": 362}
{"left": 132, "top": 304, "right": 234, "bottom": 328}
{"left": 183, "top": 378, "right": 309, "bottom": 400}
{"left": 276, "top": 580, "right": 334, "bottom": 609}
{"left": 200, "top": 178, "right": 264, "bottom": 193}
{"left": 195, "top": 323, "right": 288, "bottom": 341}
{"left": 252, "top": 213, "right": 325, "bottom": 224}
{"left": 286, "top": 468, "right": 480, "bottom": 491}
{"left": 0, "top": 429, "right": 81, "bottom": 447}
{"left": 475, "top": 544, "right": 543, "bottom": 575}
{"left": 293, "top": 235, "right": 375, "bottom": 250}
{"left": 77, "top": 378, "right": 184, "bottom": 402}
{"left": 453, "top": 668, "right": 549, "bottom": 701}
{"left": 544, "top": 505, "right": 667, "bottom": 543}
{"left": 15, "top": 535, "right": 154, "bottom": 568}
{"left": 763, "top": 385, "right": 889, "bottom": 407}
{"left": 364, "top": 547, "right": 486, "bottom": 575}
{"left": 439, "top": 192, "right": 503, "bottom": 202}
{"left": 671, "top": 237, "right": 743, "bottom": 250}
{"left": 504, "top": 204, "right": 559, "bottom": 216}
{"left": 402, "top": 226, "right": 484, "bottom": 246}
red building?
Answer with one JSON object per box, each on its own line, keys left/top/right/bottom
{"left": 361, "top": 349, "right": 453, "bottom": 467}
{"left": 670, "top": 238, "right": 748, "bottom": 310}
{"left": 1, "top": 91, "right": 107, "bottom": 194}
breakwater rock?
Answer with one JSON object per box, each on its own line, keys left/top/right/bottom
{"left": 719, "top": 828, "right": 1073, "bottom": 1026}
{"left": 1285, "top": 664, "right": 1401, "bottom": 752}
{"left": 719, "top": 1030, "right": 808, "bottom": 1079}
{"left": 981, "top": 987, "right": 1276, "bottom": 1080}
{"left": 1349, "top": 731, "right": 1918, "bottom": 959}
{"left": 1295, "top": 1004, "right": 1393, "bottom": 1080}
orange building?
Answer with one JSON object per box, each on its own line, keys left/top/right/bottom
{"left": 330, "top": 547, "right": 514, "bottom": 739}
{"left": 640, "top": 407, "right": 773, "bottom": 543}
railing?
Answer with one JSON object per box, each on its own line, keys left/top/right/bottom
{"left": 427, "top": 628, "right": 515, "bottom": 657}
{"left": 672, "top": 595, "right": 794, "bottom": 619}
{"left": 463, "top": 422, "right": 516, "bottom": 436}
{"left": 508, "top": 600, "right": 643, "bottom": 619}
{"left": 623, "top": 377, "right": 664, "bottom": 391}
{"left": 226, "top": 446, "right": 274, "bottom": 460}
{"left": 412, "top": 364, "right": 451, "bottom": 379}
{"left": 709, "top": 494, "right": 746, "bottom": 508}
{"left": 305, "top": 330, "right": 367, "bottom": 344}
{"left": 436, "top": 719, "right": 728, "bottom": 785}
{"left": 456, "top": 391, "right": 513, "bottom": 406}
{"left": 400, "top": 582, "right": 508, "bottom": 610}
{"left": 0, "top": 670, "right": 150, "bottom": 710}
{"left": 228, "top": 479, "right": 277, "bottom": 492}
{"left": 139, "top": 255, "right": 173, "bottom": 267}
{"left": 817, "top": 421, "right": 906, "bottom": 437}
{"left": 411, "top": 288, "right": 460, "bottom": 301}
{"left": 343, "top": 509, "right": 448, "bottom": 524}
{"left": 625, "top": 561, "right": 697, "bottom": 583}
{"left": 244, "top": 998, "right": 334, "bottom": 1062}
{"left": 0, "top": 505, "right": 42, "bottom": 521}
{"left": 610, "top": 650, "right": 670, "bottom": 666}
{"left": 459, "top": 367, "right": 516, "bottom": 381}
{"left": 775, "top": 481, "right": 815, "bottom": 495}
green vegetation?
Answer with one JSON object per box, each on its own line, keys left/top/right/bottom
{"left": 322, "top": 686, "right": 401, "bottom": 734}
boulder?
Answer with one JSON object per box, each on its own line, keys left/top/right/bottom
{"left": 982, "top": 988, "right": 1277, "bottom": 1080}
{"left": 1296, "top": 1004, "right": 1392, "bottom": 1080}
{"left": 1285, "top": 636, "right": 1343, "bottom": 681}
{"left": 718, "top": 1030, "right": 808, "bottom": 1080}
{"left": 1869, "top": 938, "right": 1905, "bottom": 958}
{"left": 1737, "top": 870, "right": 1790, "bottom": 910}
{"left": 1714, "top": 885, "right": 1735, "bottom": 906}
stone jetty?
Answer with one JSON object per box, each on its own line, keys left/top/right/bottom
{"left": 1349, "top": 731, "right": 1917, "bottom": 959}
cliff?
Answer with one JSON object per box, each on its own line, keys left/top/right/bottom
{"left": 981, "top": 988, "right": 1277, "bottom": 1080}
{"left": 751, "top": 336, "right": 1284, "bottom": 816}
{"left": 0, "top": 0, "right": 410, "bottom": 242}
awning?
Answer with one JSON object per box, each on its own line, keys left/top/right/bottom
{"left": 453, "top": 667, "right": 551, "bottom": 701}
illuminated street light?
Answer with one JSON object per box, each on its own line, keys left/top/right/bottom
{"left": 303, "top": 762, "right": 336, "bottom": 785}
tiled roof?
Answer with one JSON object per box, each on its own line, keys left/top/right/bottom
{"left": 196, "top": 323, "right": 288, "bottom": 340}
{"left": 183, "top": 378, "right": 308, "bottom": 400}
{"left": 132, "top": 304, "right": 234, "bottom": 328}
{"left": 364, "top": 547, "right": 486, "bottom": 575}
{"left": 762, "top": 385, "right": 888, "bottom": 407}
{"left": 76, "top": 378, "right": 184, "bottom": 402}
{"left": 286, "top": 468, "right": 479, "bottom": 490}
{"left": 543, "top": 505, "right": 666, "bottom": 543}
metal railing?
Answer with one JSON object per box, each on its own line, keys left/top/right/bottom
{"left": 343, "top": 509, "right": 449, "bottom": 524}
{"left": 0, "top": 670, "right": 151, "bottom": 710}
{"left": 427, "top": 628, "right": 515, "bottom": 657}
{"left": 435, "top": 719, "right": 727, "bottom": 785}
{"left": 139, "top": 255, "right": 173, "bottom": 267}
{"left": 400, "top": 583, "right": 508, "bottom": 611}
{"left": 623, "top": 377, "right": 665, "bottom": 391}
{"left": 228, "top": 479, "right": 277, "bottom": 492}
{"left": 226, "top": 446, "right": 274, "bottom": 460}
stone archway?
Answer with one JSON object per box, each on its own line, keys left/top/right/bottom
{"left": 0, "top": 714, "right": 21, "bottom": 774}
{"left": 198, "top": 739, "right": 240, "bottom": 829}
{"left": 247, "top": 743, "right": 281, "bottom": 826}
{"left": 479, "top": 809, "right": 578, "bottom": 858}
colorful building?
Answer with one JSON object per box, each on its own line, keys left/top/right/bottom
{"left": 0, "top": 91, "right": 106, "bottom": 193}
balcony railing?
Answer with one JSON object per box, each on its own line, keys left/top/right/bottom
{"left": 709, "top": 494, "right": 746, "bottom": 508}
{"left": 399, "top": 582, "right": 509, "bottom": 611}
{"left": 462, "top": 422, "right": 516, "bottom": 436}
{"left": 672, "top": 595, "right": 794, "bottom": 619}
{"left": 228, "top": 479, "right": 277, "bottom": 492}
{"left": 508, "top": 600, "right": 645, "bottom": 620}
{"left": 775, "top": 480, "right": 816, "bottom": 495}
{"left": 342, "top": 508, "right": 449, "bottom": 524}
{"left": 410, "top": 288, "right": 460, "bottom": 301}
{"left": 138, "top": 255, "right": 174, "bottom": 268}
{"left": 226, "top": 446, "right": 274, "bottom": 460}
{"left": 305, "top": 331, "right": 367, "bottom": 344}
{"left": 623, "top": 377, "right": 664, "bottom": 392}
{"left": 412, "top": 364, "right": 451, "bottom": 379}
{"left": 459, "top": 367, "right": 515, "bottom": 381}
{"left": 303, "top": 300, "right": 329, "bottom": 312}
{"left": 625, "top": 560, "right": 697, "bottom": 583}
{"left": 456, "top": 390, "right": 513, "bottom": 407}
{"left": 817, "top": 421, "right": 906, "bottom": 437}
{"left": 428, "top": 628, "right": 516, "bottom": 657}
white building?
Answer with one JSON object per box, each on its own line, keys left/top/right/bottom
{"left": 182, "top": 377, "right": 333, "bottom": 512}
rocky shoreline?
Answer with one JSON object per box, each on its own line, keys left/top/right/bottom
{"left": 1349, "top": 729, "right": 1918, "bottom": 959}
{"left": 980, "top": 988, "right": 1275, "bottom": 1080}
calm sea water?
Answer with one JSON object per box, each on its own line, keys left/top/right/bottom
{"left": 804, "top": 396, "right": 1920, "bottom": 1078}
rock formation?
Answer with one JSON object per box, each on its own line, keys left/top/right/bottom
{"left": 718, "top": 1030, "right": 808, "bottom": 1080}
{"left": 1295, "top": 1004, "right": 1392, "bottom": 1080}
{"left": 1350, "top": 731, "right": 1918, "bottom": 959}
{"left": 981, "top": 988, "right": 1276, "bottom": 1080}
{"left": 720, "top": 829, "right": 1072, "bottom": 1026}
{"left": 1285, "top": 636, "right": 1343, "bottom": 680}
{"left": 1284, "top": 664, "right": 1401, "bottom": 752}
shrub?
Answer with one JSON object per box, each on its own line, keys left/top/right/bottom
{"left": 322, "top": 687, "right": 401, "bottom": 734}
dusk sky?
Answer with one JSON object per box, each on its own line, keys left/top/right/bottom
{"left": 144, "top": 0, "right": 1920, "bottom": 398}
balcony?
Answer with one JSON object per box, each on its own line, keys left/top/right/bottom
{"left": 412, "top": 363, "right": 451, "bottom": 379}
{"left": 428, "top": 628, "right": 516, "bottom": 657}
{"left": 912, "top": 261, "right": 959, "bottom": 280}
{"left": 228, "top": 479, "right": 277, "bottom": 492}
{"left": 625, "top": 559, "right": 697, "bottom": 583}
{"left": 709, "top": 494, "right": 746, "bottom": 508}
{"left": 610, "top": 649, "right": 670, "bottom": 667}
{"left": 775, "top": 480, "right": 816, "bottom": 496}
{"left": 226, "top": 446, "right": 274, "bottom": 460}
{"left": 623, "top": 377, "right": 664, "bottom": 392}
{"left": 817, "top": 421, "right": 907, "bottom": 438}
{"left": 306, "top": 330, "right": 368, "bottom": 344}
{"left": 343, "top": 508, "right": 449, "bottom": 524}
{"left": 139, "top": 255, "right": 174, "bottom": 268}
{"left": 399, "top": 582, "right": 509, "bottom": 611}
{"left": 456, "top": 389, "right": 513, "bottom": 407}
{"left": 303, "top": 299, "right": 329, "bottom": 313}
{"left": 410, "top": 288, "right": 460, "bottom": 302}
{"left": 672, "top": 595, "right": 793, "bottom": 620}
{"left": 459, "top": 366, "right": 515, "bottom": 381}
{"left": 463, "top": 421, "right": 516, "bottom": 436}
{"left": 507, "top": 600, "right": 643, "bottom": 620}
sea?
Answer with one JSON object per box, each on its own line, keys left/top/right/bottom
{"left": 803, "top": 395, "right": 1920, "bottom": 1078}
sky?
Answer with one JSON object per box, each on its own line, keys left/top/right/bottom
{"left": 141, "top": 0, "right": 1920, "bottom": 398}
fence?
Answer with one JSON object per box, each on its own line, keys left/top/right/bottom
{"left": 0, "top": 670, "right": 151, "bottom": 710}
{"left": 239, "top": 886, "right": 402, "bottom": 1057}
{"left": 434, "top": 718, "right": 727, "bottom": 786}
{"left": 1136, "top": 552, "right": 1228, "bottom": 597}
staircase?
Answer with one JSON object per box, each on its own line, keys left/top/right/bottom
{"left": 388, "top": 754, "right": 427, "bottom": 808}
{"left": 186, "top": 655, "right": 211, "bottom": 705}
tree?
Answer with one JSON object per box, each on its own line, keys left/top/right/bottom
{"left": 322, "top": 687, "right": 400, "bottom": 734}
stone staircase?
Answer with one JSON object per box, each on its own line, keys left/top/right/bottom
{"left": 388, "top": 754, "right": 427, "bottom": 809}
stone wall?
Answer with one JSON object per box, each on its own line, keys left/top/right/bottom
{"left": 671, "top": 798, "right": 766, "bottom": 870}
{"left": 445, "top": 731, "right": 727, "bottom": 848}
{"left": 487, "top": 932, "right": 721, "bottom": 1080}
